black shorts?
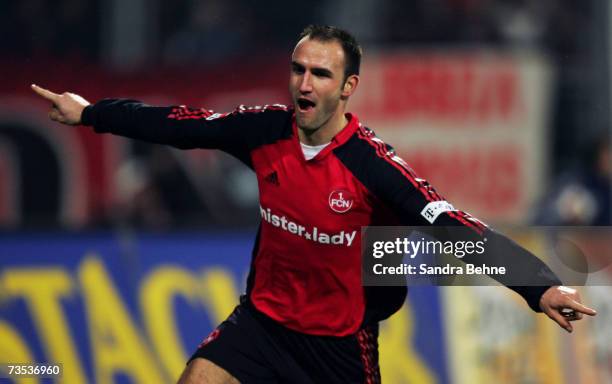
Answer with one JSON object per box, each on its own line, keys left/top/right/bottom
{"left": 188, "top": 297, "right": 381, "bottom": 384}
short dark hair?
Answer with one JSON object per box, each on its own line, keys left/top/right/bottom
{"left": 298, "top": 25, "right": 362, "bottom": 80}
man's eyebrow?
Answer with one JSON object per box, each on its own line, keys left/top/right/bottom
{"left": 291, "top": 61, "right": 334, "bottom": 77}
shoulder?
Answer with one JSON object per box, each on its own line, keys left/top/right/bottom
{"left": 334, "top": 125, "right": 419, "bottom": 182}
{"left": 228, "top": 104, "right": 294, "bottom": 148}
{"left": 181, "top": 103, "right": 292, "bottom": 122}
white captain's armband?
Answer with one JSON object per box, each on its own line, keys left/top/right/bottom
{"left": 420, "top": 201, "right": 456, "bottom": 223}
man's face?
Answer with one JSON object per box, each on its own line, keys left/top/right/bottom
{"left": 289, "top": 37, "right": 347, "bottom": 131}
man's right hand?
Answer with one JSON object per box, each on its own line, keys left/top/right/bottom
{"left": 31, "top": 84, "right": 90, "bottom": 125}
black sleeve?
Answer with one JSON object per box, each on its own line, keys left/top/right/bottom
{"left": 81, "top": 99, "right": 292, "bottom": 166}
{"left": 335, "top": 130, "right": 562, "bottom": 312}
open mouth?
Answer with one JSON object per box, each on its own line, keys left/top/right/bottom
{"left": 297, "top": 98, "right": 316, "bottom": 111}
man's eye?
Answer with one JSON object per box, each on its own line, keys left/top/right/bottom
{"left": 313, "top": 70, "right": 331, "bottom": 78}
{"left": 292, "top": 66, "right": 304, "bottom": 74}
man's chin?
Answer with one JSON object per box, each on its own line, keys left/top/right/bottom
{"left": 296, "top": 117, "right": 317, "bottom": 132}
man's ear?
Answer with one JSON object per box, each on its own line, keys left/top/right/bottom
{"left": 341, "top": 75, "right": 359, "bottom": 98}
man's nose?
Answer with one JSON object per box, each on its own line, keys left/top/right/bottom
{"left": 299, "top": 73, "right": 313, "bottom": 93}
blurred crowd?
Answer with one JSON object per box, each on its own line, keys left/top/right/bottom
{"left": 0, "top": 0, "right": 101, "bottom": 60}
{"left": 1, "top": 0, "right": 609, "bottom": 229}
{"left": 1, "top": 0, "right": 595, "bottom": 64}
{"left": 536, "top": 136, "right": 610, "bottom": 226}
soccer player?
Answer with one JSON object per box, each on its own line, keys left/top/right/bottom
{"left": 32, "top": 25, "right": 596, "bottom": 384}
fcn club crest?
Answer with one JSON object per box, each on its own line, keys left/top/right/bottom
{"left": 328, "top": 190, "right": 354, "bottom": 213}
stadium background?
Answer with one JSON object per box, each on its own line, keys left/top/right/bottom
{"left": 0, "top": 0, "right": 610, "bottom": 383}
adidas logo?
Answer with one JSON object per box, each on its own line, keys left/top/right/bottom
{"left": 264, "top": 171, "right": 279, "bottom": 186}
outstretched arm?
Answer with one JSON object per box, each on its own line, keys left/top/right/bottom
{"left": 345, "top": 130, "right": 597, "bottom": 332}
{"left": 30, "top": 84, "right": 293, "bottom": 162}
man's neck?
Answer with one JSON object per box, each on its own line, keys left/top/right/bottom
{"left": 298, "top": 110, "right": 349, "bottom": 146}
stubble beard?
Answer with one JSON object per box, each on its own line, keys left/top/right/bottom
{"left": 296, "top": 114, "right": 319, "bottom": 132}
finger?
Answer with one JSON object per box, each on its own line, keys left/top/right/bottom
{"left": 548, "top": 310, "right": 573, "bottom": 333}
{"left": 566, "top": 300, "right": 597, "bottom": 316}
{"left": 48, "top": 110, "right": 58, "bottom": 121}
{"left": 48, "top": 109, "right": 66, "bottom": 123}
{"left": 31, "top": 84, "right": 60, "bottom": 103}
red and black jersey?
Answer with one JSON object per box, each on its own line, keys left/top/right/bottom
{"left": 82, "top": 100, "right": 561, "bottom": 337}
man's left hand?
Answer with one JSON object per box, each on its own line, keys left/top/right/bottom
{"left": 539, "top": 286, "right": 596, "bottom": 333}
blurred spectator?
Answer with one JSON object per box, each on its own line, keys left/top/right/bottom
{"left": 162, "top": 0, "right": 252, "bottom": 65}
{"left": 492, "top": 0, "right": 545, "bottom": 48}
{"left": 535, "top": 135, "right": 611, "bottom": 225}
{"left": 55, "top": 0, "right": 100, "bottom": 59}
{"left": 319, "top": 0, "right": 385, "bottom": 44}
{"left": 108, "top": 143, "right": 259, "bottom": 230}
{"left": 110, "top": 144, "right": 209, "bottom": 229}
{"left": 382, "top": 0, "right": 501, "bottom": 45}
{"left": 0, "top": 0, "right": 99, "bottom": 60}
{"left": 1, "top": 0, "right": 55, "bottom": 58}
{"left": 246, "top": 0, "right": 326, "bottom": 49}
{"left": 111, "top": 155, "right": 172, "bottom": 229}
